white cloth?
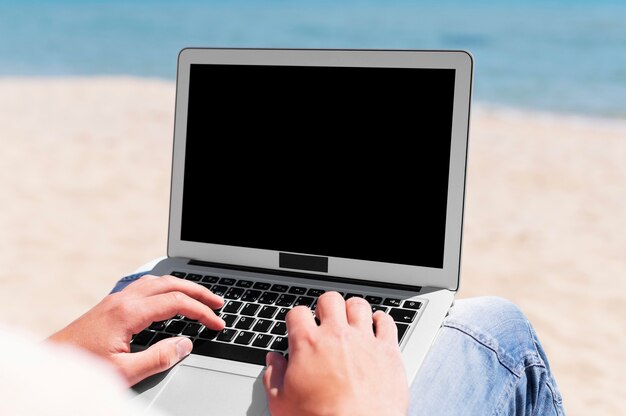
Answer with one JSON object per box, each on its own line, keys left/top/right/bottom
{"left": 0, "top": 325, "right": 162, "bottom": 415}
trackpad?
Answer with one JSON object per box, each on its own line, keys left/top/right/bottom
{"left": 153, "top": 364, "right": 269, "bottom": 416}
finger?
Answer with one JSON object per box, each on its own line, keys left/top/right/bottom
{"left": 346, "top": 297, "right": 374, "bottom": 330}
{"left": 373, "top": 310, "right": 398, "bottom": 344}
{"left": 314, "top": 291, "right": 347, "bottom": 325}
{"left": 129, "top": 291, "right": 225, "bottom": 334}
{"left": 125, "top": 275, "right": 224, "bottom": 310}
{"left": 285, "top": 306, "right": 317, "bottom": 339}
{"left": 117, "top": 336, "right": 192, "bottom": 387}
{"left": 263, "top": 352, "right": 287, "bottom": 401}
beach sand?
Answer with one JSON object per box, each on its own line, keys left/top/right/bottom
{"left": 0, "top": 77, "right": 624, "bottom": 415}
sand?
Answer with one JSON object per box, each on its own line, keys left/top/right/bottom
{"left": 0, "top": 77, "right": 624, "bottom": 415}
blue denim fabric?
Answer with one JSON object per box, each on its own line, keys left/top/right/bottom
{"left": 111, "top": 272, "right": 565, "bottom": 415}
{"left": 109, "top": 271, "right": 149, "bottom": 294}
{"left": 409, "top": 296, "right": 565, "bottom": 415}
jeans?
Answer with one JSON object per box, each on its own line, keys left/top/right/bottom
{"left": 112, "top": 272, "right": 565, "bottom": 416}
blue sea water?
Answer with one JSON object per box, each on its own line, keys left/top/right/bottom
{"left": 0, "top": 0, "right": 625, "bottom": 118}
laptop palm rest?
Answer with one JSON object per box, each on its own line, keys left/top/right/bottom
{"left": 152, "top": 365, "right": 269, "bottom": 416}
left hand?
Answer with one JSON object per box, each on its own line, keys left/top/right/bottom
{"left": 47, "top": 274, "right": 225, "bottom": 386}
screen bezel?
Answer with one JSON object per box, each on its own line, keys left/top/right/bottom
{"left": 168, "top": 48, "right": 472, "bottom": 291}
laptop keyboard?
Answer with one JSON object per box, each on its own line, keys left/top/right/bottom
{"left": 130, "top": 271, "right": 424, "bottom": 366}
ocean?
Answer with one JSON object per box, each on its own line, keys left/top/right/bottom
{"left": 0, "top": 0, "right": 625, "bottom": 118}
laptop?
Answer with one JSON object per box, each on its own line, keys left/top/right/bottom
{"left": 131, "top": 47, "right": 473, "bottom": 415}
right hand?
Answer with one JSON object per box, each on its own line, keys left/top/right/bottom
{"left": 263, "top": 291, "right": 409, "bottom": 416}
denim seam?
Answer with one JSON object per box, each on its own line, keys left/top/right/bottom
{"left": 545, "top": 379, "right": 564, "bottom": 416}
{"left": 444, "top": 320, "right": 545, "bottom": 377}
{"left": 493, "top": 370, "right": 518, "bottom": 416}
{"left": 531, "top": 332, "right": 564, "bottom": 409}
{"left": 494, "top": 362, "right": 561, "bottom": 416}
{"left": 495, "top": 321, "right": 558, "bottom": 416}
{"left": 443, "top": 320, "right": 529, "bottom": 377}
{"left": 490, "top": 323, "right": 556, "bottom": 416}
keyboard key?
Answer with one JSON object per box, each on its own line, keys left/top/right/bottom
{"left": 216, "top": 329, "right": 238, "bottom": 342}
{"left": 371, "top": 305, "right": 388, "bottom": 313}
{"left": 275, "top": 294, "right": 297, "bottom": 307}
{"left": 200, "top": 283, "right": 212, "bottom": 291}
{"left": 198, "top": 328, "right": 219, "bottom": 339}
{"left": 275, "top": 308, "right": 290, "bottom": 321}
{"left": 236, "top": 280, "right": 254, "bottom": 288}
{"left": 132, "top": 330, "right": 155, "bottom": 346}
{"left": 270, "top": 284, "right": 289, "bottom": 293}
{"left": 148, "top": 321, "right": 166, "bottom": 331}
{"left": 211, "top": 285, "right": 228, "bottom": 297}
{"left": 389, "top": 308, "right": 417, "bottom": 323}
{"left": 234, "top": 331, "right": 255, "bottom": 345}
{"left": 396, "top": 323, "right": 410, "bottom": 343}
{"left": 164, "top": 320, "right": 187, "bottom": 334}
{"left": 224, "top": 287, "right": 245, "bottom": 299}
{"left": 241, "top": 289, "right": 262, "bottom": 302}
{"left": 307, "top": 288, "right": 325, "bottom": 297}
{"left": 253, "top": 282, "right": 271, "bottom": 290}
{"left": 182, "top": 322, "right": 202, "bottom": 336}
{"left": 258, "top": 291, "right": 279, "bottom": 304}
{"left": 149, "top": 332, "right": 173, "bottom": 345}
{"left": 202, "top": 275, "right": 220, "bottom": 283}
{"left": 221, "top": 314, "right": 238, "bottom": 327}
{"left": 240, "top": 303, "right": 261, "bottom": 316}
{"left": 252, "top": 319, "right": 273, "bottom": 333}
{"left": 258, "top": 305, "right": 278, "bottom": 319}
{"left": 288, "top": 286, "right": 307, "bottom": 295}
{"left": 235, "top": 316, "right": 256, "bottom": 330}
{"left": 185, "top": 273, "right": 202, "bottom": 281}
{"left": 293, "top": 296, "right": 315, "bottom": 307}
{"left": 271, "top": 336, "right": 288, "bottom": 351}
{"left": 271, "top": 321, "right": 287, "bottom": 335}
{"left": 222, "top": 301, "right": 243, "bottom": 314}
{"left": 383, "top": 298, "right": 402, "bottom": 307}
{"left": 170, "top": 271, "right": 186, "bottom": 278}
{"left": 344, "top": 293, "right": 364, "bottom": 300}
{"left": 219, "top": 278, "right": 237, "bottom": 286}
{"left": 193, "top": 340, "right": 269, "bottom": 365}
{"left": 252, "top": 334, "right": 274, "bottom": 348}
{"left": 403, "top": 300, "right": 422, "bottom": 310}
{"left": 364, "top": 296, "right": 383, "bottom": 304}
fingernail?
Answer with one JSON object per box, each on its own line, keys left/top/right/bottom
{"left": 175, "top": 338, "right": 193, "bottom": 360}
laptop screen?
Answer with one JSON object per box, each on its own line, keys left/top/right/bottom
{"left": 181, "top": 63, "right": 455, "bottom": 269}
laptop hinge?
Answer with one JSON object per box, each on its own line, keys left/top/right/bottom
{"left": 187, "top": 259, "right": 422, "bottom": 292}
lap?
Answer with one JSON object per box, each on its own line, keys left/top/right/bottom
{"left": 110, "top": 269, "right": 565, "bottom": 415}
{"left": 409, "top": 296, "right": 565, "bottom": 416}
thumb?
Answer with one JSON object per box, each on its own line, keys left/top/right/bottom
{"left": 118, "top": 337, "right": 192, "bottom": 386}
{"left": 263, "top": 352, "right": 287, "bottom": 400}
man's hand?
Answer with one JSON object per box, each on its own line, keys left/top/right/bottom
{"left": 263, "top": 292, "right": 409, "bottom": 416}
{"left": 47, "top": 274, "right": 224, "bottom": 386}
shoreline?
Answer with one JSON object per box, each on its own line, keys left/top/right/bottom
{"left": 1, "top": 76, "right": 625, "bottom": 415}
{"left": 1, "top": 75, "right": 626, "bottom": 125}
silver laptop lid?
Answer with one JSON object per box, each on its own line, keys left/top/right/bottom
{"left": 168, "top": 48, "right": 472, "bottom": 291}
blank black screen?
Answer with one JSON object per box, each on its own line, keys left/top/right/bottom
{"left": 181, "top": 63, "right": 455, "bottom": 268}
